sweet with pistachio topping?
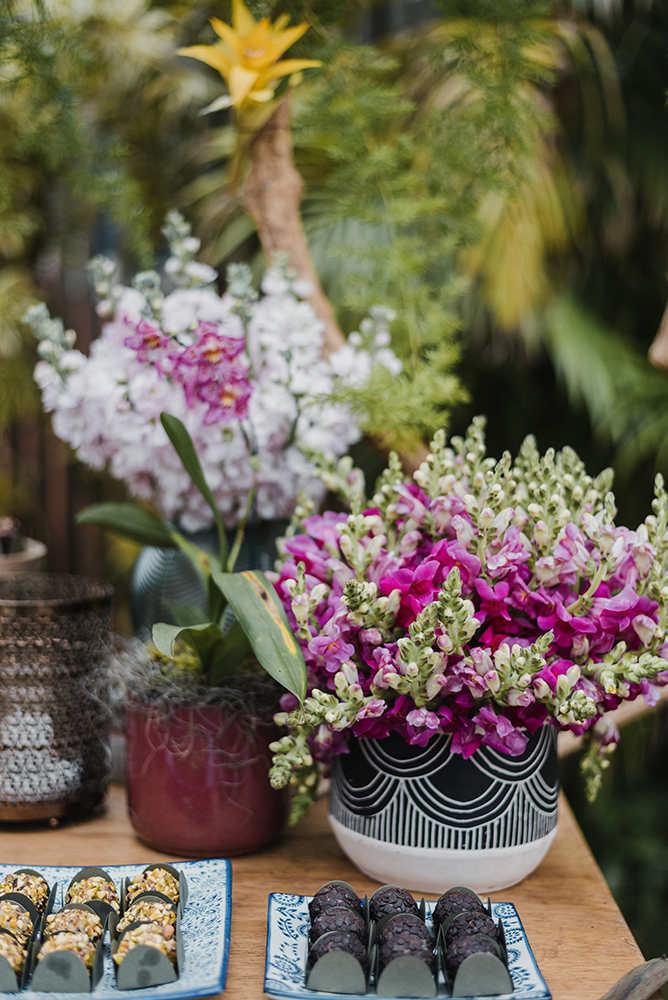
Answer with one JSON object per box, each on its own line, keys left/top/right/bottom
{"left": 0, "top": 932, "right": 26, "bottom": 974}
{"left": 118, "top": 900, "right": 176, "bottom": 935}
{"left": 46, "top": 909, "right": 104, "bottom": 943}
{"left": 0, "top": 872, "right": 49, "bottom": 912}
{"left": 126, "top": 868, "right": 180, "bottom": 906}
{"left": 66, "top": 876, "right": 119, "bottom": 914}
{"left": 114, "top": 923, "right": 176, "bottom": 966}
{"left": 0, "top": 901, "right": 32, "bottom": 946}
{"left": 38, "top": 932, "right": 96, "bottom": 970}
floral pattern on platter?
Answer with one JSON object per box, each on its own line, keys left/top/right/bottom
{"left": 0, "top": 859, "right": 230, "bottom": 1000}
{"left": 264, "top": 893, "right": 551, "bottom": 1000}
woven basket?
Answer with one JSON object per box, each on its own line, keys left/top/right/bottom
{"left": 0, "top": 573, "right": 113, "bottom": 821}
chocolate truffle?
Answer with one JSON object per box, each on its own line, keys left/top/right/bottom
{"left": 369, "top": 886, "right": 419, "bottom": 923}
{"left": 38, "top": 931, "right": 96, "bottom": 970}
{"left": 379, "top": 928, "right": 436, "bottom": 974}
{"left": 114, "top": 923, "right": 176, "bottom": 967}
{"left": 0, "top": 932, "right": 25, "bottom": 975}
{"left": 444, "top": 910, "right": 499, "bottom": 949}
{"left": 46, "top": 908, "right": 104, "bottom": 943}
{"left": 310, "top": 906, "right": 366, "bottom": 944}
{"left": 431, "top": 887, "right": 484, "bottom": 929}
{"left": 445, "top": 933, "right": 500, "bottom": 977}
{"left": 0, "top": 872, "right": 49, "bottom": 913}
{"left": 66, "top": 876, "right": 120, "bottom": 914}
{"left": 0, "top": 901, "right": 32, "bottom": 946}
{"left": 306, "top": 930, "right": 367, "bottom": 972}
{"left": 378, "top": 913, "right": 431, "bottom": 946}
{"left": 126, "top": 868, "right": 180, "bottom": 906}
{"left": 308, "top": 885, "right": 360, "bottom": 921}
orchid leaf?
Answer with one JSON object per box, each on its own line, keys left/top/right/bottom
{"left": 160, "top": 412, "right": 229, "bottom": 569}
{"left": 76, "top": 502, "right": 176, "bottom": 549}
{"left": 152, "top": 620, "right": 224, "bottom": 664}
{"left": 169, "top": 528, "right": 221, "bottom": 587}
{"left": 212, "top": 569, "right": 307, "bottom": 702}
{"left": 208, "top": 621, "right": 251, "bottom": 684}
{"left": 167, "top": 602, "right": 211, "bottom": 627}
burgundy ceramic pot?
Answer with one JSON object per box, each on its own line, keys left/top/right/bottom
{"left": 126, "top": 702, "right": 287, "bottom": 857}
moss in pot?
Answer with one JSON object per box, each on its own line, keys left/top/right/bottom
{"left": 79, "top": 413, "right": 307, "bottom": 857}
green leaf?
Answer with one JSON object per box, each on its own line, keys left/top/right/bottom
{"left": 169, "top": 528, "right": 222, "bottom": 588}
{"left": 76, "top": 503, "right": 176, "bottom": 548}
{"left": 160, "top": 412, "right": 229, "bottom": 569}
{"left": 212, "top": 570, "right": 307, "bottom": 702}
{"left": 208, "top": 621, "right": 251, "bottom": 685}
{"left": 152, "top": 620, "right": 223, "bottom": 664}
{"left": 167, "top": 602, "right": 211, "bottom": 627}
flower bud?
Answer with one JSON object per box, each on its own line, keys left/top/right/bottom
{"left": 310, "top": 583, "right": 328, "bottom": 605}
{"left": 484, "top": 669, "right": 500, "bottom": 694}
{"left": 571, "top": 635, "right": 589, "bottom": 659}
{"left": 566, "top": 664, "right": 581, "bottom": 688}
{"left": 341, "top": 660, "right": 359, "bottom": 686}
{"left": 533, "top": 677, "right": 551, "bottom": 699}
{"left": 533, "top": 520, "right": 549, "bottom": 547}
{"left": 480, "top": 508, "right": 494, "bottom": 530}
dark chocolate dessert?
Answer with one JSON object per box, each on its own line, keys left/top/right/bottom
{"left": 379, "top": 928, "right": 436, "bottom": 974}
{"left": 444, "top": 910, "right": 499, "bottom": 949}
{"left": 445, "top": 932, "right": 500, "bottom": 977}
{"left": 377, "top": 913, "right": 431, "bottom": 945}
{"left": 431, "top": 887, "right": 484, "bottom": 928}
{"left": 369, "top": 886, "right": 419, "bottom": 923}
{"left": 310, "top": 906, "right": 366, "bottom": 944}
{"left": 306, "top": 930, "right": 368, "bottom": 971}
{"left": 308, "top": 885, "right": 360, "bottom": 921}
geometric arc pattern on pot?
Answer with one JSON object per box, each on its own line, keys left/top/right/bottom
{"left": 330, "top": 727, "right": 558, "bottom": 851}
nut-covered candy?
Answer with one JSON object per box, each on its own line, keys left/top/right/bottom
{"left": 0, "top": 932, "right": 26, "bottom": 975}
{"left": 118, "top": 900, "right": 176, "bottom": 936}
{"left": 432, "top": 888, "right": 485, "bottom": 928}
{"left": 114, "top": 923, "right": 176, "bottom": 966}
{"left": 369, "top": 886, "right": 418, "bottom": 923}
{"left": 308, "top": 885, "right": 360, "bottom": 921}
{"left": 306, "top": 930, "right": 367, "bottom": 972}
{"left": 0, "top": 872, "right": 49, "bottom": 913}
{"left": 38, "top": 932, "right": 96, "bottom": 970}
{"left": 445, "top": 932, "right": 500, "bottom": 977}
{"left": 0, "top": 901, "right": 32, "bottom": 946}
{"left": 310, "top": 906, "right": 366, "bottom": 944}
{"left": 66, "top": 876, "right": 120, "bottom": 914}
{"left": 126, "top": 868, "right": 180, "bottom": 906}
{"left": 444, "top": 910, "right": 498, "bottom": 949}
{"left": 379, "top": 928, "right": 436, "bottom": 974}
{"left": 378, "top": 913, "right": 431, "bottom": 946}
{"left": 46, "top": 909, "right": 104, "bottom": 943}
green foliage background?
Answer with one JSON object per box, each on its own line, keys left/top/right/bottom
{"left": 2, "top": 0, "right": 668, "bottom": 967}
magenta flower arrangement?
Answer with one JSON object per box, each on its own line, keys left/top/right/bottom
{"left": 269, "top": 419, "right": 668, "bottom": 822}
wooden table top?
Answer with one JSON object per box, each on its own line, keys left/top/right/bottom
{"left": 0, "top": 783, "right": 656, "bottom": 1000}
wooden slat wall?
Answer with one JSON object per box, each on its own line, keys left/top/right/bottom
{"left": 0, "top": 265, "right": 103, "bottom": 577}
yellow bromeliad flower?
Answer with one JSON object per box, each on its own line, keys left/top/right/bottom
{"left": 179, "top": 0, "right": 321, "bottom": 111}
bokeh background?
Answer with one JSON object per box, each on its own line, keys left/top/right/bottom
{"left": 2, "top": 0, "right": 668, "bottom": 979}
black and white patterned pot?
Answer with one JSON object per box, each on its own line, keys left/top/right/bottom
{"left": 329, "top": 726, "right": 558, "bottom": 893}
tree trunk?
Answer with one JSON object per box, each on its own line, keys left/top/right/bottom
{"left": 241, "top": 95, "right": 428, "bottom": 470}
{"left": 648, "top": 298, "right": 668, "bottom": 375}
{"left": 241, "top": 97, "right": 344, "bottom": 358}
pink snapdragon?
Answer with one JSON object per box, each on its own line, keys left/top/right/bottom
{"left": 276, "top": 432, "right": 668, "bottom": 771}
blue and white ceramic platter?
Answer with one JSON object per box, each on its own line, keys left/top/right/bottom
{"left": 264, "top": 894, "right": 551, "bottom": 1000}
{"left": 0, "top": 858, "right": 231, "bottom": 1000}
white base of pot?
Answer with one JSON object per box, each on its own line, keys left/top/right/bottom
{"left": 329, "top": 815, "right": 557, "bottom": 894}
